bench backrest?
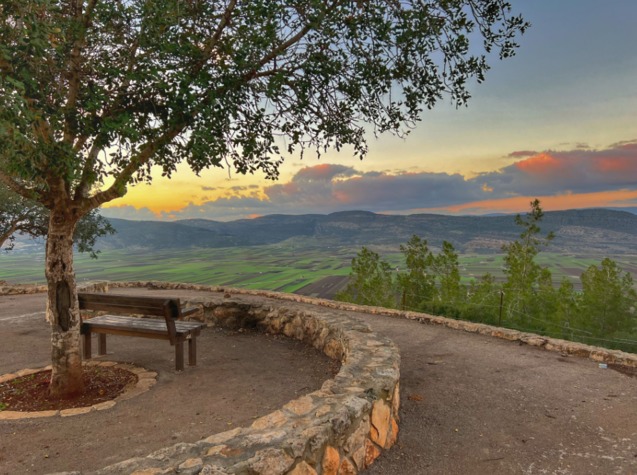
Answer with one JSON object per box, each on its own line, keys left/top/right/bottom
{"left": 78, "top": 293, "right": 181, "bottom": 345}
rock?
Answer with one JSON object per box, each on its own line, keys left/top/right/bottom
{"left": 287, "top": 461, "right": 318, "bottom": 475}
{"left": 248, "top": 448, "right": 294, "bottom": 474}
{"left": 338, "top": 458, "right": 357, "bottom": 475}
{"left": 370, "top": 400, "right": 390, "bottom": 447}
{"left": 322, "top": 446, "right": 340, "bottom": 475}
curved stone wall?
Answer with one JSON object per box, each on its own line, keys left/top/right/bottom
{"left": 92, "top": 282, "right": 401, "bottom": 475}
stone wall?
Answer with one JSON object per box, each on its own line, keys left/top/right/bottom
{"left": 91, "top": 282, "right": 401, "bottom": 475}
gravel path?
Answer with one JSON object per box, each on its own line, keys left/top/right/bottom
{"left": 359, "top": 311, "right": 637, "bottom": 474}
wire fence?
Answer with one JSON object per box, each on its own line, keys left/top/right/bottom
{"left": 208, "top": 273, "right": 637, "bottom": 352}
{"left": 374, "top": 288, "right": 637, "bottom": 351}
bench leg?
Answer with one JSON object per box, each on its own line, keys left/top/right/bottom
{"left": 83, "top": 331, "right": 92, "bottom": 359}
{"left": 98, "top": 334, "right": 107, "bottom": 356}
{"left": 175, "top": 340, "right": 185, "bottom": 371}
{"left": 188, "top": 337, "right": 197, "bottom": 366}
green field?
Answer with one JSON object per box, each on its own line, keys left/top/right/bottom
{"left": 1, "top": 243, "right": 635, "bottom": 293}
{"left": 0, "top": 244, "right": 354, "bottom": 293}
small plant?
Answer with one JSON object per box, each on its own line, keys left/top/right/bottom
{"left": 0, "top": 402, "right": 7, "bottom": 411}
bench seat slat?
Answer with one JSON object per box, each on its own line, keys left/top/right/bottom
{"left": 85, "top": 315, "right": 204, "bottom": 334}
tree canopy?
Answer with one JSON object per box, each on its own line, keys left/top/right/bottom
{"left": 0, "top": 0, "right": 528, "bottom": 212}
{"left": 0, "top": 0, "right": 529, "bottom": 397}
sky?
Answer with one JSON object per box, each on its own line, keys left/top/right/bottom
{"left": 101, "top": 1, "right": 637, "bottom": 222}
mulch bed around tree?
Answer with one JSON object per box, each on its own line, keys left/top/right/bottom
{"left": 0, "top": 366, "right": 137, "bottom": 412}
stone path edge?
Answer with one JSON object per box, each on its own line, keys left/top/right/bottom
{"left": 0, "top": 361, "right": 156, "bottom": 420}
{"left": 114, "top": 280, "right": 636, "bottom": 369}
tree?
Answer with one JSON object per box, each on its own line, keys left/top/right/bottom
{"left": 553, "top": 279, "right": 579, "bottom": 340}
{"left": 431, "top": 240, "right": 464, "bottom": 315}
{"left": 0, "top": 1, "right": 528, "bottom": 397}
{"left": 398, "top": 235, "right": 436, "bottom": 311}
{"left": 0, "top": 183, "right": 114, "bottom": 257}
{"left": 464, "top": 273, "right": 499, "bottom": 324}
{"left": 336, "top": 247, "right": 396, "bottom": 308}
{"left": 501, "top": 199, "right": 554, "bottom": 325}
{"left": 579, "top": 258, "right": 637, "bottom": 338}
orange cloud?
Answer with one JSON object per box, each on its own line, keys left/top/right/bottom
{"left": 595, "top": 156, "right": 634, "bottom": 174}
{"left": 514, "top": 153, "right": 562, "bottom": 175}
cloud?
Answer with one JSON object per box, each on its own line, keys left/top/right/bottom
{"left": 507, "top": 150, "right": 538, "bottom": 158}
{"left": 100, "top": 205, "right": 159, "bottom": 221}
{"left": 292, "top": 163, "right": 357, "bottom": 182}
{"left": 102, "top": 140, "right": 637, "bottom": 221}
{"left": 475, "top": 140, "right": 637, "bottom": 196}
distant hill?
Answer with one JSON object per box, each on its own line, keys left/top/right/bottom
{"left": 9, "top": 208, "right": 636, "bottom": 255}
{"left": 82, "top": 208, "right": 637, "bottom": 255}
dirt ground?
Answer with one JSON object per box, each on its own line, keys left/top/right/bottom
{"left": 0, "top": 292, "right": 337, "bottom": 474}
{"left": 1, "top": 289, "right": 637, "bottom": 474}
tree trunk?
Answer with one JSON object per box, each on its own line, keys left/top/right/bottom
{"left": 46, "top": 208, "right": 84, "bottom": 398}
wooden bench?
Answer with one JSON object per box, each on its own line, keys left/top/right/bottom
{"left": 78, "top": 293, "right": 206, "bottom": 371}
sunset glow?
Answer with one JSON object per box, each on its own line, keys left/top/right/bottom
{"left": 418, "top": 189, "right": 637, "bottom": 216}
{"left": 99, "top": 2, "right": 637, "bottom": 222}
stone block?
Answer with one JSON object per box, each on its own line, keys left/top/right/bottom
{"left": 391, "top": 383, "right": 400, "bottom": 421}
{"left": 0, "top": 373, "right": 16, "bottom": 384}
{"left": 202, "top": 428, "right": 242, "bottom": 445}
{"left": 284, "top": 395, "right": 315, "bottom": 416}
{"left": 343, "top": 415, "right": 370, "bottom": 455}
{"left": 92, "top": 400, "right": 116, "bottom": 411}
{"left": 19, "top": 410, "right": 59, "bottom": 419}
{"left": 364, "top": 439, "right": 381, "bottom": 467}
{"left": 200, "top": 465, "right": 230, "bottom": 475}
{"left": 287, "top": 461, "right": 318, "bottom": 475}
{"left": 324, "top": 337, "right": 345, "bottom": 361}
{"left": 351, "top": 445, "right": 366, "bottom": 471}
{"left": 245, "top": 429, "right": 286, "bottom": 445}
{"left": 251, "top": 410, "right": 288, "bottom": 430}
{"left": 322, "top": 446, "right": 340, "bottom": 475}
{"left": 178, "top": 457, "right": 203, "bottom": 474}
{"left": 370, "top": 400, "right": 390, "bottom": 447}
{"left": 248, "top": 448, "right": 294, "bottom": 474}
{"left": 386, "top": 416, "right": 399, "bottom": 448}
{"left": 15, "top": 368, "right": 41, "bottom": 377}
{"left": 130, "top": 469, "right": 168, "bottom": 475}
{"left": 60, "top": 406, "right": 93, "bottom": 417}
{"left": 338, "top": 458, "right": 357, "bottom": 475}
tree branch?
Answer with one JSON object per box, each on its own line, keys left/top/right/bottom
{"left": 85, "top": 122, "right": 186, "bottom": 210}
{"left": 0, "top": 171, "right": 33, "bottom": 201}
{"left": 62, "top": 0, "right": 96, "bottom": 145}
{"left": 206, "top": 0, "right": 237, "bottom": 56}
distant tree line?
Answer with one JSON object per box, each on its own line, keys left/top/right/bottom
{"left": 336, "top": 200, "right": 637, "bottom": 353}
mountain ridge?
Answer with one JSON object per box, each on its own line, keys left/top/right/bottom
{"left": 89, "top": 208, "right": 637, "bottom": 255}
